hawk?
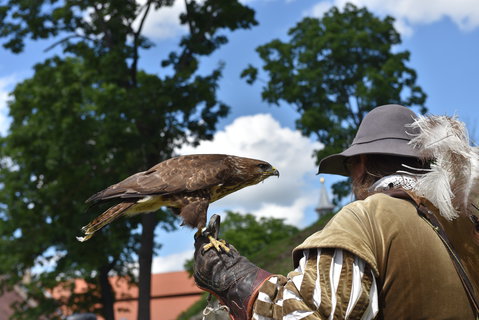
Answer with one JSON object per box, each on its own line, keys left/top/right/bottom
{"left": 77, "top": 154, "right": 279, "bottom": 250}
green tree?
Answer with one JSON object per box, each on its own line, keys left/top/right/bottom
{"left": 220, "top": 211, "right": 298, "bottom": 256}
{"left": 0, "top": 1, "right": 257, "bottom": 319}
{"left": 242, "top": 3, "right": 427, "bottom": 202}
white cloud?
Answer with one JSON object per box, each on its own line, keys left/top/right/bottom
{"left": 306, "top": 0, "right": 479, "bottom": 36}
{"left": 135, "top": 0, "right": 188, "bottom": 40}
{"left": 309, "top": 1, "right": 335, "bottom": 18}
{"left": 32, "top": 247, "right": 67, "bottom": 275}
{"left": 83, "top": 1, "right": 187, "bottom": 41}
{"left": 252, "top": 195, "right": 316, "bottom": 226}
{"left": 239, "top": 0, "right": 275, "bottom": 3}
{"left": 152, "top": 249, "right": 194, "bottom": 273}
{"left": 177, "top": 113, "right": 323, "bottom": 226}
{"left": 0, "top": 75, "right": 15, "bottom": 135}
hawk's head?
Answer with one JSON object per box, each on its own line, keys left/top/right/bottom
{"left": 231, "top": 156, "right": 279, "bottom": 185}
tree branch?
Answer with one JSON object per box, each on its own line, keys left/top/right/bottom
{"left": 353, "top": 95, "right": 362, "bottom": 127}
{"left": 134, "top": 1, "right": 153, "bottom": 40}
{"left": 43, "top": 34, "right": 93, "bottom": 52}
{"left": 130, "top": 0, "right": 153, "bottom": 87}
{"left": 93, "top": 3, "right": 112, "bottom": 49}
{"left": 184, "top": 0, "right": 194, "bottom": 34}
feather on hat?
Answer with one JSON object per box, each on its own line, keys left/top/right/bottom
{"left": 407, "top": 115, "right": 479, "bottom": 220}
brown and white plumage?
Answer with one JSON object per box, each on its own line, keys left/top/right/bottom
{"left": 408, "top": 115, "right": 479, "bottom": 220}
{"left": 77, "top": 154, "right": 279, "bottom": 242}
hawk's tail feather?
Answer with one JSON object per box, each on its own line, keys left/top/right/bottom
{"left": 76, "top": 201, "right": 135, "bottom": 242}
{"left": 85, "top": 189, "right": 109, "bottom": 204}
{"left": 85, "top": 189, "right": 125, "bottom": 204}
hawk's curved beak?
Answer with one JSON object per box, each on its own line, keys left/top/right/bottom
{"left": 270, "top": 167, "right": 280, "bottom": 178}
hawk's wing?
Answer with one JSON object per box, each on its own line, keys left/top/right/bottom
{"left": 86, "top": 154, "right": 233, "bottom": 203}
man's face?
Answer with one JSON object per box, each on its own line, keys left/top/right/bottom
{"left": 347, "top": 155, "right": 368, "bottom": 200}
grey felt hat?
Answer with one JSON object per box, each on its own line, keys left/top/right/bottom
{"left": 318, "top": 104, "right": 420, "bottom": 176}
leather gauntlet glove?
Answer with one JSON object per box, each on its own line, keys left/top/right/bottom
{"left": 193, "top": 235, "right": 272, "bottom": 320}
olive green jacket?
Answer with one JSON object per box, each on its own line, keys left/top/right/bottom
{"left": 293, "top": 193, "right": 479, "bottom": 319}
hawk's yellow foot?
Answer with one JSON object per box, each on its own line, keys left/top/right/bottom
{"left": 203, "top": 235, "right": 230, "bottom": 252}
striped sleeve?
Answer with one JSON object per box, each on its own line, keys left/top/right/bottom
{"left": 252, "top": 248, "right": 378, "bottom": 320}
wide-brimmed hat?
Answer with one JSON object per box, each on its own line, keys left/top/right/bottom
{"left": 318, "top": 104, "right": 421, "bottom": 176}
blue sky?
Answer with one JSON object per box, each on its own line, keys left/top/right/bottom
{"left": 1, "top": 0, "right": 478, "bottom": 273}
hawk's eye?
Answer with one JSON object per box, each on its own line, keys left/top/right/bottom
{"left": 257, "top": 163, "right": 271, "bottom": 171}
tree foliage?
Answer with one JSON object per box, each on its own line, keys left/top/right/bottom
{"left": 0, "top": 0, "right": 257, "bottom": 319}
{"left": 242, "top": 3, "right": 427, "bottom": 201}
{"left": 220, "top": 211, "right": 299, "bottom": 256}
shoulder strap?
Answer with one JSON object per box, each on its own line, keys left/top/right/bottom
{"left": 383, "top": 190, "right": 479, "bottom": 317}
{"left": 416, "top": 204, "right": 479, "bottom": 317}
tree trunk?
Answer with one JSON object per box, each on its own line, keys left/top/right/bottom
{"left": 137, "top": 213, "right": 157, "bottom": 320}
{"left": 99, "top": 264, "right": 115, "bottom": 320}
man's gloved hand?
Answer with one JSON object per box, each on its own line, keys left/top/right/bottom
{"left": 194, "top": 235, "right": 272, "bottom": 320}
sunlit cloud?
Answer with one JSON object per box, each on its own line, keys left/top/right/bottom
{"left": 176, "top": 113, "right": 323, "bottom": 227}
{"left": 250, "top": 194, "right": 317, "bottom": 226}
{"left": 0, "top": 74, "right": 16, "bottom": 135}
{"left": 306, "top": 0, "right": 479, "bottom": 37}
{"left": 152, "top": 249, "right": 194, "bottom": 273}
{"left": 134, "top": 0, "right": 188, "bottom": 40}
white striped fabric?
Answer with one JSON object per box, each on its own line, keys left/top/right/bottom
{"left": 253, "top": 313, "right": 275, "bottom": 320}
{"left": 252, "top": 249, "right": 379, "bottom": 320}
{"left": 312, "top": 248, "right": 322, "bottom": 308}
{"left": 328, "top": 249, "right": 344, "bottom": 320}
{"left": 360, "top": 272, "right": 378, "bottom": 320}
{"left": 258, "top": 291, "right": 273, "bottom": 303}
{"left": 284, "top": 310, "right": 315, "bottom": 320}
{"left": 345, "top": 256, "right": 365, "bottom": 318}
{"left": 256, "top": 277, "right": 283, "bottom": 307}
{"left": 283, "top": 288, "right": 302, "bottom": 301}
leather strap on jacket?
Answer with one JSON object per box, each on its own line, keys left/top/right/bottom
{"left": 383, "top": 189, "right": 479, "bottom": 318}
{"left": 416, "top": 203, "right": 479, "bottom": 318}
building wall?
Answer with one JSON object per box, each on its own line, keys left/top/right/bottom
{"left": 52, "top": 271, "right": 203, "bottom": 320}
{"left": 112, "top": 271, "right": 203, "bottom": 320}
{"left": 115, "top": 295, "right": 202, "bottom": 320}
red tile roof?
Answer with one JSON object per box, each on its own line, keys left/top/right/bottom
{"left": 51, "top": 271, "right": 203, "bottom": 320}
{"left": 113, "top": 271, "right": 203, "bottom": 320}
{"left": 0, "top": 286, "right": 25, "bottom": 319}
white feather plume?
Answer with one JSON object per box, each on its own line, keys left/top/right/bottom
{"left": 407, "top": 115, "right": 479, "bottom": 220}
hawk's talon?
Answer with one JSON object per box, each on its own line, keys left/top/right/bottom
{"left": 203, "top": 235, "right": 230, "bottom": 253}
{"left": 76, "top": 234, "right": 93, "bottom": 242}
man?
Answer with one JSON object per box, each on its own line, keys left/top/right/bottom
{"left": 193, "top": 104, "right": 479, "bottom": 319}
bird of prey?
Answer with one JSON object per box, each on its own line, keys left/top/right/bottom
{"left": 77, "top": 154, "right": 279, "bottom": 250}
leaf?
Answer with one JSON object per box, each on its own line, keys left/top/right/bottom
{"left": 0, "top": 0, "right": 258, "bottom": 318}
